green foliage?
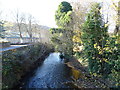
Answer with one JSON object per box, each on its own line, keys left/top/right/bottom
{"left": 57, "top": 1, "right": 72, "bottom": 13}
{"left": 55, "top": 1, "right": 72, "bottom": 28}
{"left": 81, "top": 3, "right": 120, "bottom": 86}
{"left": 50, "top": 28, "right": 65, "bottom": 34}
{"left": 51, "top": 1, "right": 74, "bottom": 59}
{"left": 107, "top": 36, "right": 120, "bottom": 86}
{"left": 81, "top": 3, "right": 109, "bottom": 75}
{"left": 50, "top": 27, "right": 73, "bottom": 59}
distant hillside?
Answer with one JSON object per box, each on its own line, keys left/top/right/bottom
{"left": 4, "top": 21, "right": 51, "bottom": 38}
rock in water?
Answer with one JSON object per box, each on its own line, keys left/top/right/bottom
{"left": 59, "top": 53, "right": 64, "bottom": 59}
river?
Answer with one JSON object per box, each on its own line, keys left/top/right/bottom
{"left": 18, "top": 52, "right": 73, "bottom": 89}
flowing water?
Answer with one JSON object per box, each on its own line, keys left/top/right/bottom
{"left": 19, "top": 53, "right": 73, "bottom": 89}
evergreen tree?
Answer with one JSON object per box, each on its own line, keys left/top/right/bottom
{"left": 81, "top": 3, "right": 120, "bottom": 86}
{"left": 50, "top": 1, "right": 74, "bottom": 59}
{"left": 55, "top": 1, "right": 72, "bottom": 28}
{"left": 81, "top": 3, "right": 109, "bottom": 76}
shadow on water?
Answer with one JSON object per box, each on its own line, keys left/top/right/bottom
{"left": 17, "top": 52, "right": 75, "bottom": 89}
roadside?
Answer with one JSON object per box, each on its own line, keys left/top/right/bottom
{"left": 0, "top": 44, "right": 32, "bottom": 52}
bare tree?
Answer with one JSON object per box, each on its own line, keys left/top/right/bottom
{"left": 13, "top": 10, "right": 25, "bottom": 43}
{"left": 110, "top": 0, "right": 120, "bottom": 35}
{"left": 71, "top": 2, "right": 88, "bottom": 31}
{"left": 33, "top": 24, "right": 42, "bottom": 43}
{"left": 115, "top": 1, "right": 120, "bottom": 35}
{"left": 24, "top": 14, "right": 37, "bottom": 42}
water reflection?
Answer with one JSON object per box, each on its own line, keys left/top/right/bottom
{"left": 21, "top": 53, "right": 72, "bottom": 88}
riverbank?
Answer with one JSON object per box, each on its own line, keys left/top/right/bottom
{"left": 2, "top": 43, "right": 54, "bottom": 89}
{"left": 13, "top": 48, "right": 54, "bottom": 89}
{"left": 14, "top": 53, "right": 72, "bottom": 89}
{"left": 65, "top": 57, "right": 114, "bottom": 88}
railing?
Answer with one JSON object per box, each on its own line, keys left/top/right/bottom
{"left": 4, "top": 37, "right": 51, "bottom": 44}
{"left": 5, "top": 37, "right": 41, "bottom": 44}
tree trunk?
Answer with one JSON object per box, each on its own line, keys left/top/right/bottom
{"left": 18, "top": 24, "right": 23, "bottom": 43}
{"left": 114, "top": 1, "right": 120, "bottom": 35}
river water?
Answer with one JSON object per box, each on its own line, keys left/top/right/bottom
{"left": 19, "top": 53, "right": 72, "bottom": 89}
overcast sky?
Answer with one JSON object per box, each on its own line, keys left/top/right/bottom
{"left": 0, "top": 0, "right": 119, "bottom": 30}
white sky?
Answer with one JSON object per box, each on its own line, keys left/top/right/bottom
{"left": 0, "top": 0, "right": 119, "bottom": 30}
{"left": 0, "top": 0, "right": 75, "bottom": 27}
